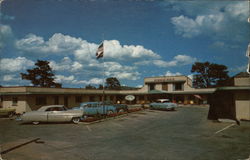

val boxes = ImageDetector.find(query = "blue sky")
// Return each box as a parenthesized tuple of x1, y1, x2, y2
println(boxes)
(0, 0, 249, 88)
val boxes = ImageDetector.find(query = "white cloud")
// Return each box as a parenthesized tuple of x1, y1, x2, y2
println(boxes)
(136, 84, 143, 88)
(171, 14, 224, 38)
(104, 62, 140, 80)
(170, 1, 249, 42)
(225, 2, 249, 22)
(71, 62, 83, 71)
(112, 72, 140, 81)
(173, 55, 197, 65)
(49, 57, 83, 72)
(211, 41, 240, 50)
(55, 74, 103, 86)
(0, 24, 13, 48)
(15, 33, 84, 55)
(12, 32, 198, 87)
(188, 74, 194, 81)
(55, 75, 75, 83)
(72, 78, 103, 85)
(0, 57, 34, 72)
(139, 54, 196, 68)
(16, 33, 160, 62)
(3, 74, 17, 81)
(103, 40, 160, 60)
(88, 78, 103, 85)
(165, 71, 182, 76)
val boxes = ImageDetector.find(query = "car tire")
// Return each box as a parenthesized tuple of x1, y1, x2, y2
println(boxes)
(32, 121, 39, 125)
(118, 109, 125, 113)
(107, 110, 114, 116)
(8, 112, 15, 118)
(72, 117, 80, 124)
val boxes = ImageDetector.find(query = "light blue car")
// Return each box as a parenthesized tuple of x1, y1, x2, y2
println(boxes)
(72, 102, 128, 116)
(149, 99, 177, 111)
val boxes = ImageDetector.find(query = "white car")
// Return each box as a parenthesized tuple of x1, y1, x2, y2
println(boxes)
(20, 105, 83, 124)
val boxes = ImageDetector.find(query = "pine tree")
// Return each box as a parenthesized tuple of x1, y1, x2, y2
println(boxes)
(20, 60, 62, 88)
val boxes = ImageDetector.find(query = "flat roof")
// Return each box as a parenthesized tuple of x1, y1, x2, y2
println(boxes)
(0, 86, 216, 96)
(216, 86, 250, 91)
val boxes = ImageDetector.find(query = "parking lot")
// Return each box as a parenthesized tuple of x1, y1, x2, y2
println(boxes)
(0, 105, 250, 160)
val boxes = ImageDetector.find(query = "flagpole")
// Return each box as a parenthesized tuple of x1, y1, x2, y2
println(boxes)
(95, 36, 105, 117)
(102, 40, 105, 117)
(101, 33, 105, 118)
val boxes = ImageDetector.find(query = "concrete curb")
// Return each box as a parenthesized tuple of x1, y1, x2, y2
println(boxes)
(79, 109, 145, 125)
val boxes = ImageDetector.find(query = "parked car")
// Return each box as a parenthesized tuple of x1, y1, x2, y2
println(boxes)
(0, 108, 16, 118)
(20, 105, 84, 124)
(72, 101, 128, 116)
(149, 99, 177, 111)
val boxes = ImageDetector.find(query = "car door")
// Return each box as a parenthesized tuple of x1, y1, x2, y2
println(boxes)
(96, 103, 105, 114)
(84, 104, 95, 115)
(47, 106, 68, 122)
(31, 111, 48, 122)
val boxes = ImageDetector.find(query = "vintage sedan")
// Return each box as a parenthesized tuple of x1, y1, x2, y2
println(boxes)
(72, 101, 128, 116)
(20, 105, 84, 124)
(149, 99, 177, 111)
(0, 108, 16, 118)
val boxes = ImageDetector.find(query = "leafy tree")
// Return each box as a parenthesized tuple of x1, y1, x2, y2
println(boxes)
(98, 84, 104, 89)
(105, 77, 121, 90)
(85, 84, 96, 89)
(20, 60, 62, 88)
(191, 61, 229, 88)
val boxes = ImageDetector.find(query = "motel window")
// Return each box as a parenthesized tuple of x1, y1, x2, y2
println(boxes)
(162, 83, 168, 91)
(36, 96, 47, 105)
(174, 83, 184, 91)
(139, 95, 144, 101)
(75, 96, 82, 103)
(110, 96, 114, 101)
(12, 97, 18, 106)
(149, 84, 155, 91)
(89, 96, 95, 102)
(64, 96, 68, 107)
(54, 96, 59, 105)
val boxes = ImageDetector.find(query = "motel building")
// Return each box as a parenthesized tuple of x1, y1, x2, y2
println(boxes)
(0, 75, 215, 114)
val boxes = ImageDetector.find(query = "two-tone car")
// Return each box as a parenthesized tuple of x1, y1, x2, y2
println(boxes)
(149, 99, 177, 111)
(72, 101, 128, 116)
(0, 108, 16, 118)
(20, 105, 84, 124)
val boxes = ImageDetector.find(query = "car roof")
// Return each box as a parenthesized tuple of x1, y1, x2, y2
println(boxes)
(37, 105, 65, 111)
(157, 99, 170, 101)
(80, 102, 98, 105)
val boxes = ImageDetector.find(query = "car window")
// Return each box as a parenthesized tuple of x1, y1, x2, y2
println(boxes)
(56, 107, 65, 111)
(45, 107, 65, 111)
(45, 107, 54, 111)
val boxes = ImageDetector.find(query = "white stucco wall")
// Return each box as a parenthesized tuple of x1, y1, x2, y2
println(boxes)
(2, 95, 30, 114)
(234, 77, 250, 86)
(236, 100, 250, 120)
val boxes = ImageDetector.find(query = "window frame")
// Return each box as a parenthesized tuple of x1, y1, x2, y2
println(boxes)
(36, 96, 47, 105)
(12, 97, 18, 106)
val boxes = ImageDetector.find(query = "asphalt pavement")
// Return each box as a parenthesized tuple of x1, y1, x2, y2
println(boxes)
(0, 105, 249, 160)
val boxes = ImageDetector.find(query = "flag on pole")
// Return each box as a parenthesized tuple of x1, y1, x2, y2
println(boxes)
(96, 42, 104, 59)
(246, 44, 250, 73)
